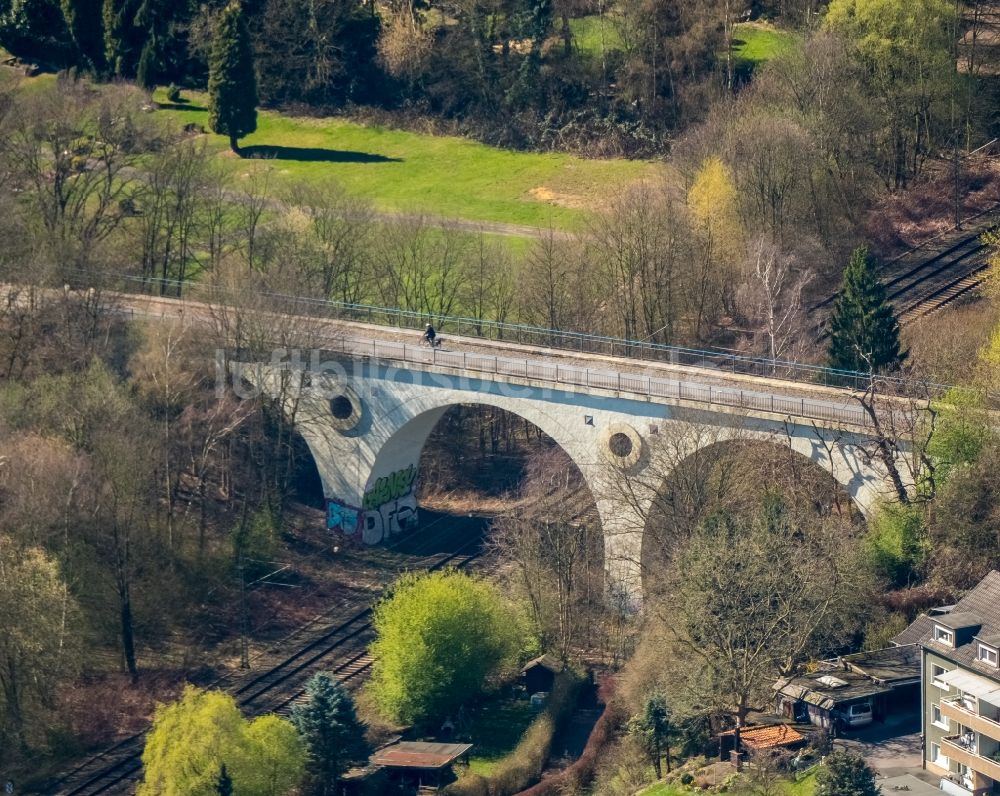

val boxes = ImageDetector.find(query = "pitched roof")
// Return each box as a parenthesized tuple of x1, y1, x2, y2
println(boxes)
(902, 570, 1000, 679)
(893, 615, 935, 647)
(718, 724, 805, 750)
(520, 654, 564, 675)
(371, 742, 473, 770)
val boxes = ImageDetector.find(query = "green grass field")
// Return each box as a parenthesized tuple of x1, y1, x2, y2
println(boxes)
(568, 17, 798, 69)
(731, 22, 799, 65)
(154, 90, 653, 231)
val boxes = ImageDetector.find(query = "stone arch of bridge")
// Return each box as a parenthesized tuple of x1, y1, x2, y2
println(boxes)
(633, 433, 872, 593)
(352, 390, 614, 569)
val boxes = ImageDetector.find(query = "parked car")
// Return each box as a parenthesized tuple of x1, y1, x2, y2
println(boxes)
(837, 702, 874, 729)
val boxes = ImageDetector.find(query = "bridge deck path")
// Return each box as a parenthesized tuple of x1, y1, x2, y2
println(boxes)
(127, 293, 875, 430)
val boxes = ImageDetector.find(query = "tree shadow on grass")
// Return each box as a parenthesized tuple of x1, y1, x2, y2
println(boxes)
(240, 144, 402, 163)
(155, 101, 208, 112)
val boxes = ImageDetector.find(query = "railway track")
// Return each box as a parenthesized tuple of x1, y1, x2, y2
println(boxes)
(812, 216, 996, 333)
(49, 521, 486, 796)
(897, 265, 990, 323)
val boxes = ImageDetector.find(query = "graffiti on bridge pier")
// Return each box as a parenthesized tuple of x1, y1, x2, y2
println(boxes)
(327, 464, 419, 545)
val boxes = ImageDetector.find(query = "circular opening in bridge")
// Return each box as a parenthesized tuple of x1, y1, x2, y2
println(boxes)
(609, 432, 633, 458)
(330, 395, 354, 420)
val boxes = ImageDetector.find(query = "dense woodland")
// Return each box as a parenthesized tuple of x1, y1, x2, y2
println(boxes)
(0, 0, 997, 161)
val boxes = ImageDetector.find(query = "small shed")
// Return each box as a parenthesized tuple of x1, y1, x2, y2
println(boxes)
(520, 654, 564, 695)
(718, 724, 806, 760)
(774, 645, 921, 729)
(370, 741, 473, 791)
(774, 668, 889, 728)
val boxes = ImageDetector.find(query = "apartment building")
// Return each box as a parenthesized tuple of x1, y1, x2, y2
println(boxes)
(901, 571, 1000, 796)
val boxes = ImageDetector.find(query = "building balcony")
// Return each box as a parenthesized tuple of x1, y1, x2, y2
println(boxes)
(942, 697, 1000, 744)
(942, 735, 1000, 783)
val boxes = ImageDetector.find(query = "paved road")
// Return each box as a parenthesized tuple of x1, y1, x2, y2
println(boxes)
(835, 714, 933, 782)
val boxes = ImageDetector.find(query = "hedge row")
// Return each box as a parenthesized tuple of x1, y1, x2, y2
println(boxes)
(445, 670, 582, 796)
(515, 699, 627, 796)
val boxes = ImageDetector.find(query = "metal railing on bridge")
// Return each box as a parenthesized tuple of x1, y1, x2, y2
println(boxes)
(61, 268, 958, 401)
(335, 336, 872, 428)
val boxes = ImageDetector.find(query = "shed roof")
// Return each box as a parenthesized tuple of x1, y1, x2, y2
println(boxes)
(371, 742, 473, 770)
(935, 611, 983, 631)
(520, 654, 565, 675)
(939, 668, 1000, 703)
(774, 667, 889, 710)
(841, 644, 921, 685)
(718, 724, 805, 750)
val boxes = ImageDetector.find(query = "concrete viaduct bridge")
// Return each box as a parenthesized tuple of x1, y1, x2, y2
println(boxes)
(76, 282, 926, 596)
(217, 306, 919, 598)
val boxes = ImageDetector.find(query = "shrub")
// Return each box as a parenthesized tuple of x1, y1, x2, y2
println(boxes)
(681, 772, 695, 785)
(862, 612, 908, 651)
(369, 571, 532, 726)
(461, 669, 581, 796)
(816, 749, 879, 796)
(864, 502, 927, 587)
(517, 693, 627, 796)
(166, 83, 181, 102)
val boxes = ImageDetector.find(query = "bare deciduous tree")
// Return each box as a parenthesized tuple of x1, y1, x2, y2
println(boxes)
(490, 448, 603, 660)
(656, 502, 870, 741)
(739, 237, 813, 365)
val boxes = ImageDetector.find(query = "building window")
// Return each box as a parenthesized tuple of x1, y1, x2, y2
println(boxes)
(979, 644, 999, 667)
(931, 743, 949, 767)
(932, 664, 950, 689)
(933, 704, 949, 730)
(935, 625, 955, 646)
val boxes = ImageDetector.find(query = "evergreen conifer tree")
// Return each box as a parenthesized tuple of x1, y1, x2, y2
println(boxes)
(828, 246, 905, 373)
(290, 673, 368, 795)
(207, 0, 256, 154)
(135, 34, 156, 89)
(628, 690, 674, 778)
(102, 0, 134, 75)
(61, 0, 105, 70)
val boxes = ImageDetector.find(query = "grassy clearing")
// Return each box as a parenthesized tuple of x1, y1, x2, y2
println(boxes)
(463, 698, 538, 775)
(153, 89, 653, 230)
(785, 770, 818, 796)
(731, 22, 799, 65)
(568, 17, 797, 68)
(569, 15, 625, 56)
